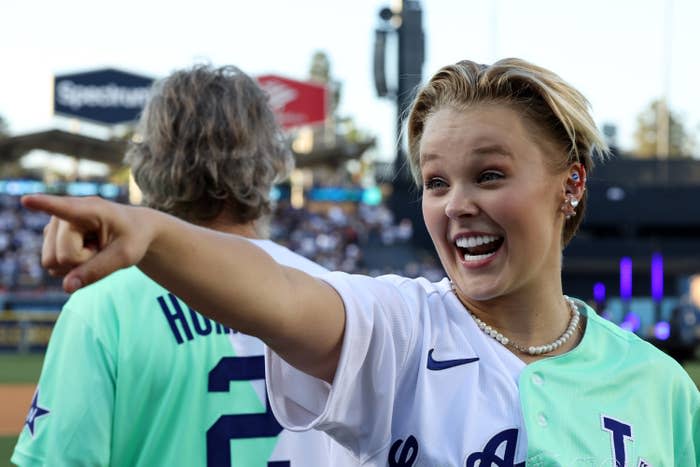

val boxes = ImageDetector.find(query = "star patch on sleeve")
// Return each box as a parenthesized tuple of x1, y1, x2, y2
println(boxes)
(24, 388, 50, 437)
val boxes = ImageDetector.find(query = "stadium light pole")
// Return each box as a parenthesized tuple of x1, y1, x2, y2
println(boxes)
(374, 0, 425, 182)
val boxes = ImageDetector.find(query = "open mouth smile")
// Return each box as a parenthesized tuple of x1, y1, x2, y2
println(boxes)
(455, 234, 504, 263)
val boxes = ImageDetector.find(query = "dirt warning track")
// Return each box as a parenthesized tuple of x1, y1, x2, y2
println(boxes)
(0, 384, 34, 435)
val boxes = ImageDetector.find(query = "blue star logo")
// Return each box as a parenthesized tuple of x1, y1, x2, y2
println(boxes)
(24, 389, 50, 437)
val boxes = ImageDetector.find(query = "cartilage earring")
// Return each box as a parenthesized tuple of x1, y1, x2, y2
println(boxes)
(570, 171, 586, 191)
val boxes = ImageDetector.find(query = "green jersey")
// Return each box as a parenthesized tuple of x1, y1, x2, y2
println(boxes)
(12, 244, 336, 467)
(520, 304, 699, 466)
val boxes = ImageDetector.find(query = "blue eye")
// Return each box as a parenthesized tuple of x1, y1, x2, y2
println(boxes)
(477, 171, 504, 183)
(424, 178, 447, 190)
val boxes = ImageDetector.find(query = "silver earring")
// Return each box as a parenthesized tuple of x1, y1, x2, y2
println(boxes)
(562, 194, 578, 219)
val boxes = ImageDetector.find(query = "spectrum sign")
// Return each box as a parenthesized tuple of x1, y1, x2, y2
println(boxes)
(54, 68, 154, 125)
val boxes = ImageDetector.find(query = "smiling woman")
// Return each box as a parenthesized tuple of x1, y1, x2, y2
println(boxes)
(419, 105, 577, 317)
(20, 58, 699, 465)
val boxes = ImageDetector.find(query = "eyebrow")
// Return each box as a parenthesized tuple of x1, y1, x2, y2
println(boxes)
(471, 144, 513, 158)
(419, 152, 441, 165)
(420, 144, 513, 166)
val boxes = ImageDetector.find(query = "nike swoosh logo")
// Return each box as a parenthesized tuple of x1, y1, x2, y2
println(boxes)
(427, 348, 479, 370)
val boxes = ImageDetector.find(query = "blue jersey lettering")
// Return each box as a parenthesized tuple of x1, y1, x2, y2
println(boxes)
(466, 428, 524, 467)
(601, 415, 633, 467)
(158, 293, 194, 344)
(388, 435, 419, 467)
(189, 307, 213, 336)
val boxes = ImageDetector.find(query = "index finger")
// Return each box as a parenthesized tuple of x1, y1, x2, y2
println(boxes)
(21, 194, 102, 227)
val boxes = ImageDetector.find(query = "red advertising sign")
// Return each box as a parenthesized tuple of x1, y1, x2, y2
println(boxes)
(257, 74, 328, 129)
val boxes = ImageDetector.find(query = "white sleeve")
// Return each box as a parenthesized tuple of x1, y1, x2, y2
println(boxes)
(265, 272, 417, 460)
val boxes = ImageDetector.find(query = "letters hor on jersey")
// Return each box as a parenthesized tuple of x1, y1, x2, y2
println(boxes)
(53, 68, 155, 125)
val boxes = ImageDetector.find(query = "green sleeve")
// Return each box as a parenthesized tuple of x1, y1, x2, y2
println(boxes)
(12, 301, 116, 467)
(678, 374, 700, 467)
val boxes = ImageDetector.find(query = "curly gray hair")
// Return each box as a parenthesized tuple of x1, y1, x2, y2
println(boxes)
(126, 64, 292, 225)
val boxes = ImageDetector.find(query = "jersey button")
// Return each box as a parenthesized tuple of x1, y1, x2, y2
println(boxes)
(537, 413, 548, 427)
(531, 373, 544, 386)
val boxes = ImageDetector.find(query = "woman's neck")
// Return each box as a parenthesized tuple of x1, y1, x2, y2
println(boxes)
(453, 278, 584, 362)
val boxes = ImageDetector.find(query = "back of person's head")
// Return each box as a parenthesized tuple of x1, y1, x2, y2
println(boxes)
(406, 58, 610, 245)
(126, 64, 292, 225)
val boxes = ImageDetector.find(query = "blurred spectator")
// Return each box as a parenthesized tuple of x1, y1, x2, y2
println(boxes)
(268, 198, 442, 278)
(0, 194, 51, 290)
(0, 189, 445, 291)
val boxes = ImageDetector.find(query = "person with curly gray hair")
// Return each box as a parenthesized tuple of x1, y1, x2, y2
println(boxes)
(127, 65, 292, 230)
(13, 64, 350, 467)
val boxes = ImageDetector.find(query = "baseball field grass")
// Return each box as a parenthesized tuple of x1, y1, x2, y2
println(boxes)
(0, 354, 45, 384)
(1, 353, 699, 465)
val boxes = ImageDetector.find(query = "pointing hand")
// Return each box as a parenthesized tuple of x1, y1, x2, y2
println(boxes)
(21, 195, 154, 293)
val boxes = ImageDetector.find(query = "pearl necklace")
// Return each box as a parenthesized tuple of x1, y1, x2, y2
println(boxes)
(451, 284, 580, 355)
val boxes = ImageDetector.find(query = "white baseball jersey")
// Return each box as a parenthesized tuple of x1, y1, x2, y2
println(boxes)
(233, 239, 358, 466)
(266, 273, 699, 466)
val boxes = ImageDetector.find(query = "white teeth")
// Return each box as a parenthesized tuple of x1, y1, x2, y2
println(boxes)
(455, 235, 500, 248)
(463, 251, 497, 262)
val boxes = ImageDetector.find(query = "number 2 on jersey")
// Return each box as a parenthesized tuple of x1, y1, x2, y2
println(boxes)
(207, 355, 290, 467)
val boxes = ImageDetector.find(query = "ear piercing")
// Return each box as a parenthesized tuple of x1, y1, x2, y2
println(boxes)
(562, 194, 579, 219)
(563, 171, 584, 219)
(570, 171, 586, 191)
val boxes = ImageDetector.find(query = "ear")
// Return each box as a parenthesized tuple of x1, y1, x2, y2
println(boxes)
(563, 162, 586, 200)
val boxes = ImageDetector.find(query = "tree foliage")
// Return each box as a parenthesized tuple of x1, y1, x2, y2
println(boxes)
(308, 50, 341, 114)
(288, 51, 376, 164)
(633, 99, 695, 158)
(0, 114, 8, 138)
(309, 51, 331, 83)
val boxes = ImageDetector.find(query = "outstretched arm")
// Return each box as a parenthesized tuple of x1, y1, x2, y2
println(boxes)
(22, 194, 345, 382)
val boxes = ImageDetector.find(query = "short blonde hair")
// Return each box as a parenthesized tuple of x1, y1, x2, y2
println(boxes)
(406, 58, 609, 245)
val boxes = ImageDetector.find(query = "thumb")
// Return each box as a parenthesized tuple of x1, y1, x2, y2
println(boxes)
(61, 237, 139, 293)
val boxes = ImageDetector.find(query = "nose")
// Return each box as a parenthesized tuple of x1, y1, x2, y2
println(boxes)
(444, 186, 479, 220)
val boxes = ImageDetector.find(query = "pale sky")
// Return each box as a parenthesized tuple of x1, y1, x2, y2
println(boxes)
(1, 0, 699, 166)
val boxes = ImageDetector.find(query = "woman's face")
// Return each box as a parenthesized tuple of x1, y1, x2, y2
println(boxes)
(420, 104, 569, 302)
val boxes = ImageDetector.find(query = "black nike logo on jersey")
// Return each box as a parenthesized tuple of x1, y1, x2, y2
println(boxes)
(427, 348, 479, 370)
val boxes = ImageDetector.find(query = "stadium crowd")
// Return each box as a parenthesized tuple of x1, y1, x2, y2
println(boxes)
(0, 193, 49, 290)
(0, 191, 445, 291)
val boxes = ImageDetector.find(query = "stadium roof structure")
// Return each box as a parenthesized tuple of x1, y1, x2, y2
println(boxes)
(0, 129, 375, 169)
(0, 129, 126, 165)
(294, 139, 375, 168)
(0, 129, 127, 166)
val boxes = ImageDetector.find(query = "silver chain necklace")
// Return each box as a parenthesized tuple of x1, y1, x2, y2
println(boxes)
(451, 283, 581, 356)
